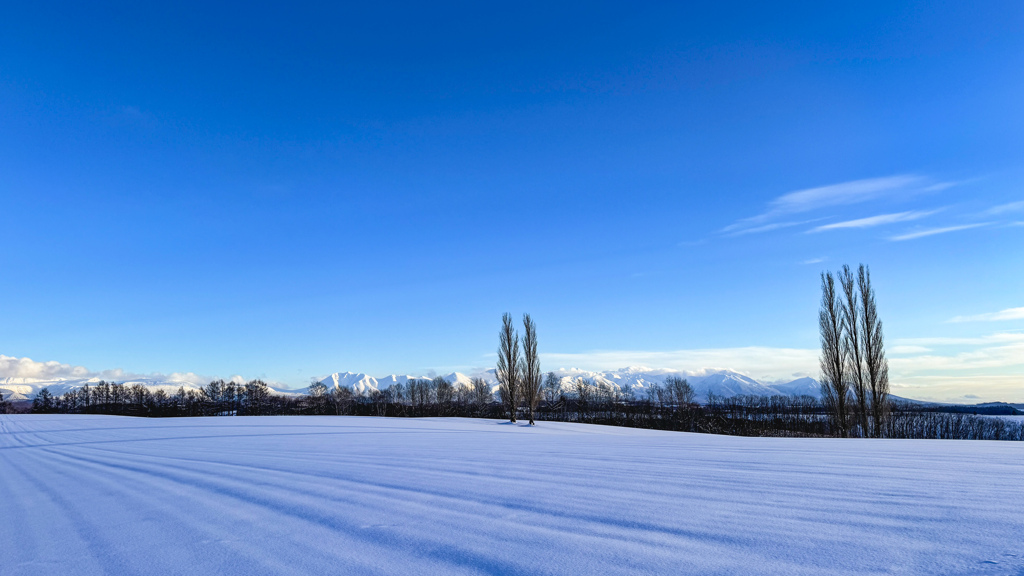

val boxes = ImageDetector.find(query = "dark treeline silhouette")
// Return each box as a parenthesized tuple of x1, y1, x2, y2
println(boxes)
(29, 375, 1024, 441)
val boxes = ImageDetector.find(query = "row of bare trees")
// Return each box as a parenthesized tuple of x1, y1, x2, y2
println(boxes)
(31, 379, 277, 416)
(496, 313, 543, 425)
(819, 264, 891, 437)
(26, 375, 1023, 440)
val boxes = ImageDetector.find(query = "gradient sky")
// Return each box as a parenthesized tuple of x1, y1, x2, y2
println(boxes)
(2, 1, 1022, 401)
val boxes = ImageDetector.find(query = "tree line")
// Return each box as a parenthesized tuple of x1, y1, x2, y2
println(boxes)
(27, 374, 1023, 440)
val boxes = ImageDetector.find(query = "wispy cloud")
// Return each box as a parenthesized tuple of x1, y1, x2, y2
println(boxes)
(808, 210, 938, 233)
(949, 307, 1024, 323)
(725, 220, 812, 237)
(888, 335, 1024, 372)
(724, 174, 948, 235)
(984, 200, 1024, 215)
(892, 332, 1024, 347)
(888, 223, 989, 241)
(890, 375, 1024, 404)
(801, 257, 826, 265)
(884, 331, 1024, 401)
(889, 345, 932, 354)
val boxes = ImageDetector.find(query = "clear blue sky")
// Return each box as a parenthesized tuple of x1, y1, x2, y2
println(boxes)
(2, 1, 1022, 400)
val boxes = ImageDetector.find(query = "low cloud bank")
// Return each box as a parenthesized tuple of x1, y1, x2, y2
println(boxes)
(0, 354, 216, 387)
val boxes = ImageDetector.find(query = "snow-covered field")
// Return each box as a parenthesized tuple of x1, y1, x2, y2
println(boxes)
(1, 415, 1021, 576)
(990, 415, 1024, 422)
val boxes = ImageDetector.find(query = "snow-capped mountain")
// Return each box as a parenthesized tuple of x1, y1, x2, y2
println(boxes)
(307, 367, 820, 402)
(2, 368, 823, 403)
(528, 367, 816, 401)
(299, 372, 482, 396)
(0, 376, 206, 401)
(766, 376, 821, 397)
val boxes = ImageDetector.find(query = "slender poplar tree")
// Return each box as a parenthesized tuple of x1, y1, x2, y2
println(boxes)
(497, 313, 521, 423)
(840, 265, 870, 436)
(858, 265, 890, 437)
(520, 313, 542, 425)
(819, 271, 851, 437)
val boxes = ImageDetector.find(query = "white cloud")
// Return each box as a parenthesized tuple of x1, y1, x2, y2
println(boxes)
(808, 210, 938, 233)
(949, 307, 1024, 323)
(802, 257, 826, 265)
(892, 332, 1024, 347)
(888, 223, 989, 241)
(888, 345, 932, 354)
(723, 175, 936, 234)
(887, 332, 1024, 373)
(888, 341, 1024, 373)
(0, 355, 93, 380)
(0, 354, 213, 386)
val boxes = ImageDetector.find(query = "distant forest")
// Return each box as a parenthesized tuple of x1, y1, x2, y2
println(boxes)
(17, 376, 1023, 441)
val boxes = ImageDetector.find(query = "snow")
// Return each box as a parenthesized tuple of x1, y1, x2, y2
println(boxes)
(1, 415, 1021, 575)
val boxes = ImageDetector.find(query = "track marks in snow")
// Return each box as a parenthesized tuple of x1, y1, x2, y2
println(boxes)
(1, 415, 1022, 576)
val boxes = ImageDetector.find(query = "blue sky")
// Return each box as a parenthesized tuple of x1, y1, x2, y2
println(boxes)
(2, 1, 1022, 401)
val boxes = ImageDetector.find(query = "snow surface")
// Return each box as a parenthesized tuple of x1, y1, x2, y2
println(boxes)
(1, 415, 1021, 575)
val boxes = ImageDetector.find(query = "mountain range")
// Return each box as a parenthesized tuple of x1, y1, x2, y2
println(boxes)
(301, 367, 824, 402)
(1, 368, 819, 403)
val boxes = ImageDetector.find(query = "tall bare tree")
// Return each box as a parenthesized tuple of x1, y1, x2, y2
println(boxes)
(573, 377, 592, 422)
(307, 380, 329, 415)
(497, 312, 521, 423)
(542, 372, 560, 407)
(520, 313, 542, 425)
(819, 271, 851, 437)
(858, 265, 890, 437)
(471, 377, 492, 410)
(840, 265, 870, 436)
